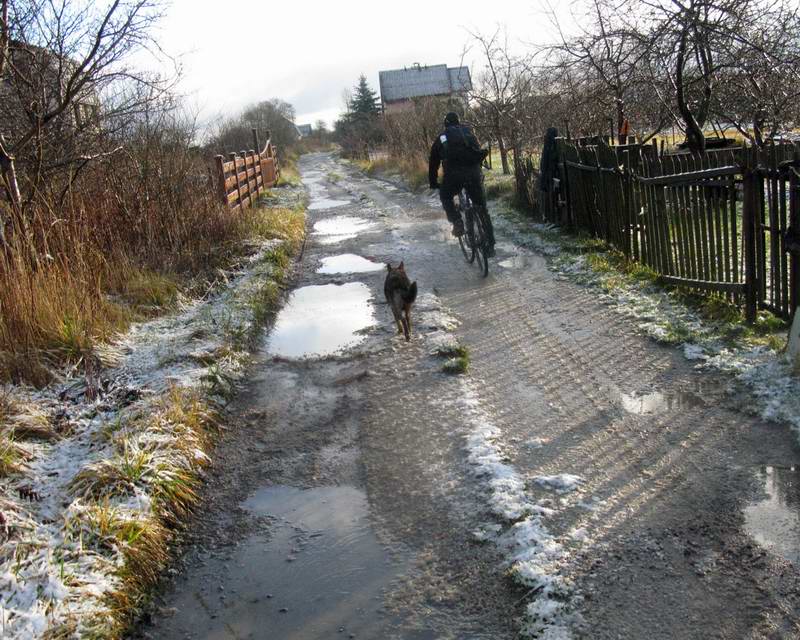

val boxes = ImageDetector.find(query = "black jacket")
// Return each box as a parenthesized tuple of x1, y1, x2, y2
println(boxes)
(428, 124, 484, 188)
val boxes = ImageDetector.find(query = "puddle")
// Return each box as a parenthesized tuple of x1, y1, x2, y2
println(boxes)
(620, 390, 705, 415)
(744, 466, 800, 565)
(499, 256, 525, 269)
(312, 217, 375, 245)
(157, 485, 420, 639)
(313, 216, 374, 236)
(266, 283, 376, 358)
(317, 254, 384, 275)
(308, 197, 350, 211)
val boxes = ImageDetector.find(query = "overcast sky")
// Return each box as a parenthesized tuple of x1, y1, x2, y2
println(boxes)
(154, 0, 566, 130)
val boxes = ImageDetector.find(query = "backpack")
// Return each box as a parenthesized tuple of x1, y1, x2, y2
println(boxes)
(440, 125, 486, 166)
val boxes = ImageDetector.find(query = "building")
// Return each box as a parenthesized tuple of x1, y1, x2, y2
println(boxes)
(297, 124, 313, 138)
(378, 63, 472, 114)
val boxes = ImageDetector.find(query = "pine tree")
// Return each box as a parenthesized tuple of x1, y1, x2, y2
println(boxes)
(348, 74, 380, 116)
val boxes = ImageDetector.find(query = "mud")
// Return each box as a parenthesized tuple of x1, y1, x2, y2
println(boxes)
(136, 152, 800, 640)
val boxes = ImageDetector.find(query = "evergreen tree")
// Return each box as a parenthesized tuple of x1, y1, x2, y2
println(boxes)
(348, 75, 380, 116)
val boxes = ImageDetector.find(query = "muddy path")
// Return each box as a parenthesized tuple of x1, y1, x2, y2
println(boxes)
(134, 153, 800, 639)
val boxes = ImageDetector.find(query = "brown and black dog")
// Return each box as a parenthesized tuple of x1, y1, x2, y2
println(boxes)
(384, 262, 417, 341)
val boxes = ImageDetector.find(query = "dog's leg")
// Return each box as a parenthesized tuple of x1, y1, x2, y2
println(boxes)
(395, 317, 403, 334)
(404, 305, 412, 334)
(401, 317, 410, 341)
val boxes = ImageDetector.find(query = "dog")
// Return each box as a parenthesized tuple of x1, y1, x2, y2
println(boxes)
(384, 261, 417, 341)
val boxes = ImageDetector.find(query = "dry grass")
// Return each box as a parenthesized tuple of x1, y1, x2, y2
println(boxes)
(362, 155, 429, 191)
(0, 125, 257, 386)
(0, 431, 31, 477)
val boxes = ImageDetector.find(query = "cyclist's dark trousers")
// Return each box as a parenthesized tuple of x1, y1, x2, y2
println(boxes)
(440, 165, 495, 245)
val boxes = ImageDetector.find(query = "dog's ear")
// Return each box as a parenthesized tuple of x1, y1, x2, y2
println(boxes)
(398, 261, 405, 271)
(386, 263, 392, 271)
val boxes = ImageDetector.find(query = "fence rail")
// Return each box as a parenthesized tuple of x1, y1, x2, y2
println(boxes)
(213, 132, 279, 212)
(534, 138, 800, 323)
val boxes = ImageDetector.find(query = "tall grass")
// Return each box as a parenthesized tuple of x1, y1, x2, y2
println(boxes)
(0, 120, 280, 385)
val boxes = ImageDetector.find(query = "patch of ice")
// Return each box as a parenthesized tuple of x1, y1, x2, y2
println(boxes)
(427, 331, 460, 354)
(534, 474, 584, 493)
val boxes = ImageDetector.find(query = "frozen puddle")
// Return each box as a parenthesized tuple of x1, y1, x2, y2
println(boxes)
(744, 466, 800, 564)
(266, 283, 376, 358)
(317, 254, 384, 275)
(308, 197, 350, 211)
(158, 486, 415, 640)
(620, 390, 705, 415)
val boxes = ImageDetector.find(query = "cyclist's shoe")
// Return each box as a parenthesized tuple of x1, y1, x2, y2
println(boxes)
(484, 243, 496, 258)
(451, 219, 465, 237)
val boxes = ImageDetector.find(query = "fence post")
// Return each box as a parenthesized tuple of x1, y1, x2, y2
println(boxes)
(743, 156, 758, 323)
(252, 128, 260, 154)
(241, 150, 251, 209)
(230, 152, 242, 211)
(214, 155, 227, 206)
(555, 137, 571, 227)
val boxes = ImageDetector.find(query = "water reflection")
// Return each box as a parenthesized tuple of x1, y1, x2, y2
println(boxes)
(317, 254, 384, 275)
(620, 390, 705, 415)
(266, 283, 376, 359)
(744, 466, 800, 565)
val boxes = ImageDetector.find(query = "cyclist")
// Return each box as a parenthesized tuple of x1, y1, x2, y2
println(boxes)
(428, 112, 495, 257)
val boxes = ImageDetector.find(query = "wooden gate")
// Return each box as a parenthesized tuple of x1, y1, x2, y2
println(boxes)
(541, 137, 800, 323)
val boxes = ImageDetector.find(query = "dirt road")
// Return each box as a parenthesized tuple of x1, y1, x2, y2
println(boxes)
(135, 153, 800, 639)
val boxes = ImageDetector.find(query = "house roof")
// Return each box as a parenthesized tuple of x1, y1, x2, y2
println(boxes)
(378, 64, 472, 103)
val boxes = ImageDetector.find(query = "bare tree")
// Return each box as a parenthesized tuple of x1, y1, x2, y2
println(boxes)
(710, 0, 800, 145)
(543, 0, 669, 143)
(0, 0, 170, 229)
(465, 27, 531, 174)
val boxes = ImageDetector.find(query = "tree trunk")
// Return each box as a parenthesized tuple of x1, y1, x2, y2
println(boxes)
(0, 143, 21, 247)
(675, 30, 706, 155)
(497, 134, 510, 175)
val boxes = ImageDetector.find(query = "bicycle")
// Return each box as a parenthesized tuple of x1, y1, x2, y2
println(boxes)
(456, 188, 490, 277)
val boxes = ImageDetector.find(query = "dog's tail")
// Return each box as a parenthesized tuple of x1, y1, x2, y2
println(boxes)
(403, 281, 418, 305)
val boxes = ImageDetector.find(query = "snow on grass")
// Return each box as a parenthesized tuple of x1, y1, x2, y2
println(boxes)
(0, 203, 304, 637)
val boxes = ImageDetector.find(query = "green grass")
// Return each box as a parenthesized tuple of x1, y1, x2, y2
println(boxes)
(442, 355, 470, 374)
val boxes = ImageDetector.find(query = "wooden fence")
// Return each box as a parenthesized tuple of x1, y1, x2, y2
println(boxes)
(213, 132, 279, 212)
(534, 138, 800, 323)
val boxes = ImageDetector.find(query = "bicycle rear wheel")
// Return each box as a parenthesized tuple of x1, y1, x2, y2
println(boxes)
(472, 208, 490, 277)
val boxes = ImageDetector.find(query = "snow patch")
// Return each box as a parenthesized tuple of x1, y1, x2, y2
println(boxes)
(459, 380, 575, 637)
(534, 474, 584, 493)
